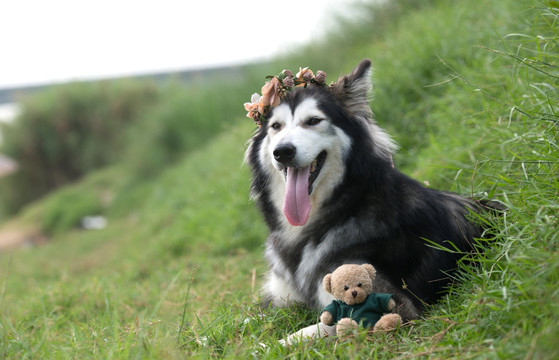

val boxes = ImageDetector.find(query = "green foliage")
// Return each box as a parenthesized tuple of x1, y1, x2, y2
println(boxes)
(1, 0, 558, 359)
(41, 188, 102, 234)
(0, 81, 158, 213)
(0, 69, 262, 217)
(121, 81, 251, 175)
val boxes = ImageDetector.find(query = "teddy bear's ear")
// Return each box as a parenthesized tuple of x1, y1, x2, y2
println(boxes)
(323, 274, 333, 293)
(361, 264, 376, 281)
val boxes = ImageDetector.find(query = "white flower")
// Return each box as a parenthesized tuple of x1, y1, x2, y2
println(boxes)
(250, 93, 261, 104)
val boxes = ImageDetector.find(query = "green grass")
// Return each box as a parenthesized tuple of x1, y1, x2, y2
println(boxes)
(1, 0, 559, 358)
(0, 123, 266, 358)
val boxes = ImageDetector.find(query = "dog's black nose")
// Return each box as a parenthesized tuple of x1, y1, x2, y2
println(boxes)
(274, 144, 296, 164)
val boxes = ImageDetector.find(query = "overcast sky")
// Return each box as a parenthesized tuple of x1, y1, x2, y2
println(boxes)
(0, 0, 355, 89)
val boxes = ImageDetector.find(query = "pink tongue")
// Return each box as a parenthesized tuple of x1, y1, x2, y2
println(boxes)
(283, 166, 311, 226)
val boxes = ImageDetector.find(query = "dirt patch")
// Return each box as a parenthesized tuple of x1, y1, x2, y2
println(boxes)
(0, 226, 48, 251)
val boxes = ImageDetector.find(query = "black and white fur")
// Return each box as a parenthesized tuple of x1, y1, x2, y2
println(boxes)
(245, 59, 495, 321)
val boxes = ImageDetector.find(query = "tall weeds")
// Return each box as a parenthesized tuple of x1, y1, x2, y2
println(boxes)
(0, 81, 158, 214)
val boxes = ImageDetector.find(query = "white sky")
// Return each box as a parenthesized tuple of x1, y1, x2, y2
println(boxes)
(0, 0, 355, 89)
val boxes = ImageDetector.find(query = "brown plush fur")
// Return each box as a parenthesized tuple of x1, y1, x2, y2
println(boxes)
(320, 264, 402, 333)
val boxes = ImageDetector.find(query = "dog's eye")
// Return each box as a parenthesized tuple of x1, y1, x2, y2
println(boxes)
(270, 122, 282, 130)
(344, 285, 349, 291)
(306, 117, 323, 126)
(357, 283, 362, 287)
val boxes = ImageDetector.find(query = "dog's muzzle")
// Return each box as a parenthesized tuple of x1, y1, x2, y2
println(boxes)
(273, 144, 327, 227)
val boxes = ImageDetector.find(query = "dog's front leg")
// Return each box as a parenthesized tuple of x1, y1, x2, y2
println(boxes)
(262, 271, 306, 307)
(279, 322, 336, 346)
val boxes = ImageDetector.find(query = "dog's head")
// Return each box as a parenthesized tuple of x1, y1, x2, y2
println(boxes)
(246, 60, 396, 227)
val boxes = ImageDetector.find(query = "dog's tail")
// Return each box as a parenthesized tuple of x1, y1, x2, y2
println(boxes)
(470, 198, 507, 245)
(474, 199, 507, 215)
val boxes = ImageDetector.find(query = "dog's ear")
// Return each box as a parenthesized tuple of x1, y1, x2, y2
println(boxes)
(331, 59, 373, 116)
(323, 273, 333, 293)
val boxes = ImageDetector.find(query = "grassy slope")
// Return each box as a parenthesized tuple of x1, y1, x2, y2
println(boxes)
(0, 122, 268, 358)
(1, 0, 558, 359)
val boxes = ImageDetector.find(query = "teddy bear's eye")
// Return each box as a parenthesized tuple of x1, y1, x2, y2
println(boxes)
(344, 285, 349, 291)
(357, 283, 362, 287)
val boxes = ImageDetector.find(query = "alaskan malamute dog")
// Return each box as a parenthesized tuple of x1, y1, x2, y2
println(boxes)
(245, 59, 497, 321)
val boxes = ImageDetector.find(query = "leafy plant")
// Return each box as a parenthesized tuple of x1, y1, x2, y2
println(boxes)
(0, 81, 158, 213)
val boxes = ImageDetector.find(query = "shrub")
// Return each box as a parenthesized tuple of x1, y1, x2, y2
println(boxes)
(121, 80, 254, 175)
(0, 80, 158, 213)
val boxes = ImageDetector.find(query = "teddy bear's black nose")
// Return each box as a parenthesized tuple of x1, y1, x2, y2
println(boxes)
(351, 290, 358, 298)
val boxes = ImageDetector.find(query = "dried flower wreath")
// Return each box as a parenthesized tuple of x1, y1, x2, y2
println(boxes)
(243, 67, 328, 127)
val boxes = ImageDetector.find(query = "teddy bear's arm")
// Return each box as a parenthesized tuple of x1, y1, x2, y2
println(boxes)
(387, 297, 396, 311)
(320, 311, 334, 325)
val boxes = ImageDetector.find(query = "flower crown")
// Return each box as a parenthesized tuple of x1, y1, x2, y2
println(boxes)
(244, 67, 328, 127)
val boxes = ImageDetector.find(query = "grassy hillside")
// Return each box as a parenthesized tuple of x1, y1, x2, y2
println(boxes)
(1, 0, 558, 358)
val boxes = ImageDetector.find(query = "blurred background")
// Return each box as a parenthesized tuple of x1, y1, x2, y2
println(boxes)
(0, 0, 353, 230)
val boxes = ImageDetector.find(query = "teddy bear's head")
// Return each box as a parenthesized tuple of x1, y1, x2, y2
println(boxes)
(323, 264, 376, 306)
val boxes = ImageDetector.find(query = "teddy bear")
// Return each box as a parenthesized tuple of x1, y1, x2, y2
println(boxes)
(320, 263, 402, 334)
(278, 263, 402, 346)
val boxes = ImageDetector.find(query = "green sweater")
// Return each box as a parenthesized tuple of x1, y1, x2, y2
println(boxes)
(322, 293, 393, 328)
